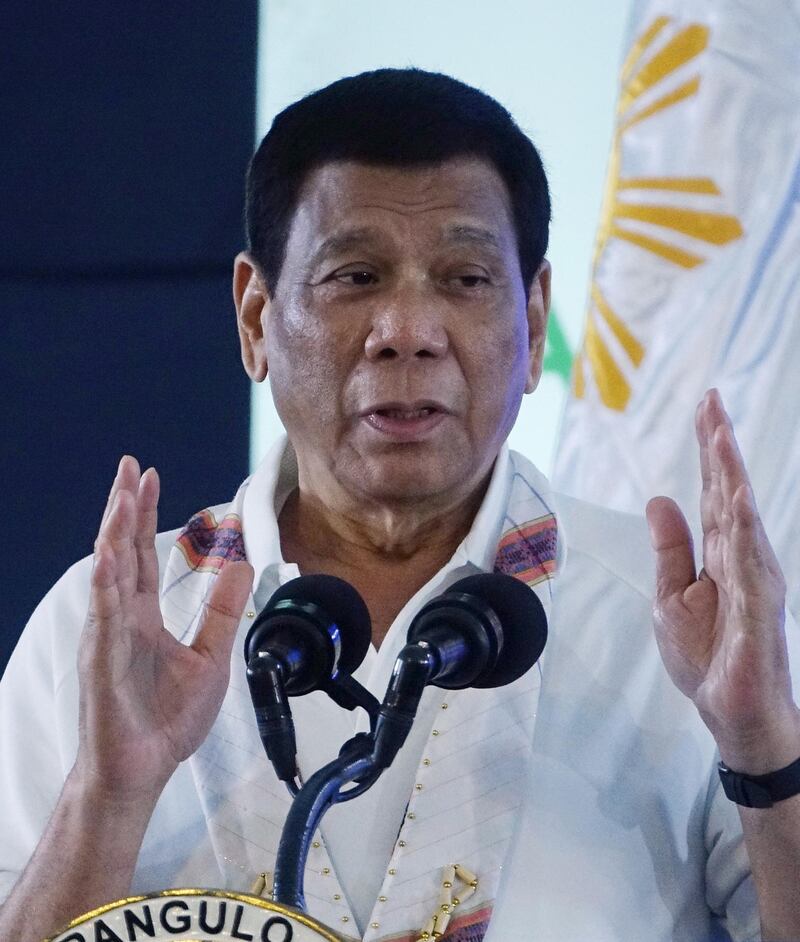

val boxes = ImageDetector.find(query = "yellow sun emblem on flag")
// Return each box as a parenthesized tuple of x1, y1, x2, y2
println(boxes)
(573, 16, 744, 411)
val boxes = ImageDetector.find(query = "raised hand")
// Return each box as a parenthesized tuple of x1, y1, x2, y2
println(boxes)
(75, 456, 253, 801)
(646, 389, 800, 774)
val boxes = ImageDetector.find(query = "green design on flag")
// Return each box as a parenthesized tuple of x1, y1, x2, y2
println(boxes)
(543, 306, 573, 382)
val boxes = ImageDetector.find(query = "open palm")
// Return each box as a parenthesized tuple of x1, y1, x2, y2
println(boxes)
(76, 457, 253, 799)
(646, 390, 799, 774)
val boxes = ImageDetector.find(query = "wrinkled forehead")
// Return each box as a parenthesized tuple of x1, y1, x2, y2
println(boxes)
(287, 157, 518, 254)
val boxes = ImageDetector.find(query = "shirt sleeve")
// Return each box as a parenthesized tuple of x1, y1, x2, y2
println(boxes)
(0, 556, 91, 903)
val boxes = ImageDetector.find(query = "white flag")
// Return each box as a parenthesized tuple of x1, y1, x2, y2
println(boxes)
(552, 0, 800, 615)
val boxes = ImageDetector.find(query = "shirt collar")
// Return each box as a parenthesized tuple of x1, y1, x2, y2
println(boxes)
(241, 436, 514, 590)
(241, 436, 298, 588)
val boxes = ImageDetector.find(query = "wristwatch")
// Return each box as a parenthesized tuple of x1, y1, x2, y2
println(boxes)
(718, 755, 800, 808)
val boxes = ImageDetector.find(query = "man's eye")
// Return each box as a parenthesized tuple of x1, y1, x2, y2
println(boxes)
(336, 270, 376, 285)
(453, 274, 489, 288)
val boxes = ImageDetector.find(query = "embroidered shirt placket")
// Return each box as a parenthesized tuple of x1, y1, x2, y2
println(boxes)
(161, 443, 559, 942)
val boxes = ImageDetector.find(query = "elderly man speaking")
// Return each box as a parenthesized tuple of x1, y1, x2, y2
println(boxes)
(1, 69, 799, 942)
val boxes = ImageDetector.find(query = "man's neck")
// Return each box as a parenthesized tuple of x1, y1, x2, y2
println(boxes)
(277, 480, 488, 647)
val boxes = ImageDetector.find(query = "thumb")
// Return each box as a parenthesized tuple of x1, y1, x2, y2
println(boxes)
(192, 560, 254, 669)
(646, 496, 696, 604)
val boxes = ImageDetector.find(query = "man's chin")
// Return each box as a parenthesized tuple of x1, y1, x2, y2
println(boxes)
(342, 453, 475, 509)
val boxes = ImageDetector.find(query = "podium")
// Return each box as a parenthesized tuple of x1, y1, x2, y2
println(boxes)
(46, 889, 345, 941)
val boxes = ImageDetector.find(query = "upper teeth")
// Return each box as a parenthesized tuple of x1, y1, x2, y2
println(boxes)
(382, 408, 433, 419)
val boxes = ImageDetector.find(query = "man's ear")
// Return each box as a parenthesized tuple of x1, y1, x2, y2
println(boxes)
(525, 259, 552, 394)
(233, 251, 270, 382)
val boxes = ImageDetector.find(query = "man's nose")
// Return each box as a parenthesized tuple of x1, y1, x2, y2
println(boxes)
(363, 283, 449, 361)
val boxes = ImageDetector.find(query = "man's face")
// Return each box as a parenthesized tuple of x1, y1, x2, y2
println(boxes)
(237, 157, 550, 512)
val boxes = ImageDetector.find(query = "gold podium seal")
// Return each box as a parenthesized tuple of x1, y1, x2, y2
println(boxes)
(45, 889, 346, 942)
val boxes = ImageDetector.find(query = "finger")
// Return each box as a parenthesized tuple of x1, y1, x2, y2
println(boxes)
(712, 414, 749, 514)
(134, 467, 160, 594)
(100, 455, 141, 531)
(696, 394, 717, 534)
(730, 481, 786, 595)
(83, 536, 141, 690)
(701, 392, 726, 531)
(647, 496, 697, 603)
(192, 561, 254, 671)
(99, 487, 139, 604)
(696, 396, 712, 492)
(88, 535, 123, 624)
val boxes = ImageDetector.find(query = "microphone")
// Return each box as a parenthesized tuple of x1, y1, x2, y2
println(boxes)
(407, 572, 547, 687)
(372, 572, 547, 769)
(244, 575, 373, 785)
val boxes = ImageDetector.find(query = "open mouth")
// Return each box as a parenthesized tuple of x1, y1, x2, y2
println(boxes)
(374, 406, 438, 420)
(363, 404, 447, 440)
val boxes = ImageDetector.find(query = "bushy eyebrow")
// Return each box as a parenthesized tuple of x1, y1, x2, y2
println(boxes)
(308, 227, 385, 269)
(442, 224, 503, 251)
(307, 222, 504, 270)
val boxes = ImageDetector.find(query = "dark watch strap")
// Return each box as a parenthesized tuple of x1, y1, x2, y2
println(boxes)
(718, 755, 800, 808)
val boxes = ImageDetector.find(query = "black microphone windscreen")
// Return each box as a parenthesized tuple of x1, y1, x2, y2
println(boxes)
(266, 574, 372, 674)
(444, 572, 548, 687)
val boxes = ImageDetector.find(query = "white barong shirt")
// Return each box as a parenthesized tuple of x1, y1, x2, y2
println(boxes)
(0, 442, 768, 941)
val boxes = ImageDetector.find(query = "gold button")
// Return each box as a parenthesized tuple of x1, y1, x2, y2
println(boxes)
(398, 840, 407, 847)
(407, 812, 416, 820)
(441, 703, 448, 710)
(333, 894, 341, 901)
(422, 758, 431, 766)
(341, 916, 349, 923)
(371, 922, 380, 929)
(312, 840, 320, 848)
(322, 867, 330, 875)
(246, 611, 255, 618)
(388, 868, 397, 875)
(415, 783, 423, 790)
(379, 895, 388, 902)
(432, 729, 440, 736)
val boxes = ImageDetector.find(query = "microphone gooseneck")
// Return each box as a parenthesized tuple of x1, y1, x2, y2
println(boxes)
(244, 574, 374, 785)
(265, 571, 548, 913)
(371, 572, 548, 769)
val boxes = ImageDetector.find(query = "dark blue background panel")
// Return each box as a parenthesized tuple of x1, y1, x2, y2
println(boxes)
(1, 2, 258, 672)
(1, 275, 251, 670)
(1, 3, 257, 273)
